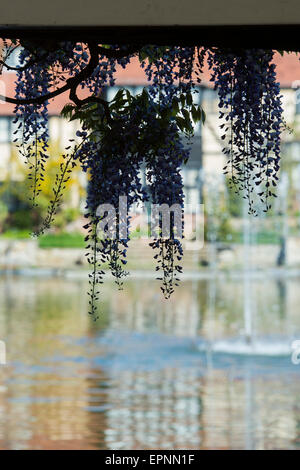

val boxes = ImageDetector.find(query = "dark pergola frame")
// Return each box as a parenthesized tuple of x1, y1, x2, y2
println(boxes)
(0, 25, 299, 51)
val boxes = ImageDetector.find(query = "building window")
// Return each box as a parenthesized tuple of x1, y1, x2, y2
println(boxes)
(106, 86, 119, 102)
(296, 89, 300, 115)
(190, 87, 203, 136)
(203, 87, 218, 114)
(9, 116, 48, 143)
(10, 117, 22, 142)
(0, 117, 10, 143)
(3, 47, 22, 71)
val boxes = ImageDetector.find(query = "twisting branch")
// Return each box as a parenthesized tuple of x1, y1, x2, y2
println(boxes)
(0, 44, 53, 72)
(0, 42, 139, 110)
(0, 60, 31, 71)
(0, 83, 70, 105)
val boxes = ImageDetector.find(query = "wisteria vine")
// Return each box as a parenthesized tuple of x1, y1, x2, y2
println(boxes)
(0, 40, 286, 317)
(208, 48, 283, 214)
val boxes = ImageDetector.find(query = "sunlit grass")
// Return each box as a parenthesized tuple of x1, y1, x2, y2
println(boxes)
(0, 229, 31, 239)
(38, 232, 85, 249)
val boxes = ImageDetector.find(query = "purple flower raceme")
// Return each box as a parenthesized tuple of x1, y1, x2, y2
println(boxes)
(147, 126, 186, 298)
(207, 48, 283, 214)
(82, 119, 147, 317)
(14, 47, 51, 205)
(142, 47, 197, 296)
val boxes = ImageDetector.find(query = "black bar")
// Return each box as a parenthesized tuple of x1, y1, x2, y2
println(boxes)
(0, 25, 299, 51)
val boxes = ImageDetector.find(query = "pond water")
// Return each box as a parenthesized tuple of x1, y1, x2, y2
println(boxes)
(0, 273, 300, 450)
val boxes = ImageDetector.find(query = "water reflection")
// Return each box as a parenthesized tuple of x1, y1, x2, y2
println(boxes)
(0, 274, 300, 449)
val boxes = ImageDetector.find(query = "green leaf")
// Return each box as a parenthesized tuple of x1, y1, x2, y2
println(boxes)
(180, 95, 186, 107)
(60, 103, 76, 119)
(191, 105, 199, 123)
(182, 108, 191, 123)
(186, 92, 193, 107)
(139, 50, 148, 62)
(176, 116, 187, 132)
(171, 98, 180, 115)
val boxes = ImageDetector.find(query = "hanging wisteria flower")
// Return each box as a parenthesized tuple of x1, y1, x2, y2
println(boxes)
(147, 127, 186, 298)
(141, 46, 198, 295)
(208, 48, 283, 214)
(14, 47, 51, 206)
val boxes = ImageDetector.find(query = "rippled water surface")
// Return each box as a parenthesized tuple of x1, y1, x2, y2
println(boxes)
(0, 274, 300, 450)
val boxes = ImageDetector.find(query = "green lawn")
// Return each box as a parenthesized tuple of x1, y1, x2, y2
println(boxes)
(226, 231, 281, 245)
(38, 232, 85, 249)
(0, 229, 31, 239)
(0, 228, 283, 247)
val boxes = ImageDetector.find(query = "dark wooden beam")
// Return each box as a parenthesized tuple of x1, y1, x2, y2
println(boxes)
(0, 25, 299, 51)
